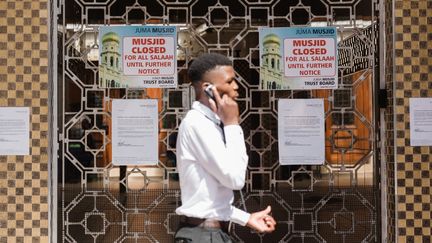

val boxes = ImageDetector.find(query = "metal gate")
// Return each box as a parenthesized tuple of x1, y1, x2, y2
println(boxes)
(54, 0, 379, 242)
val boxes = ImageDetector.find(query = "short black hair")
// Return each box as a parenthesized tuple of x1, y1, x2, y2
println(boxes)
(188, 53, 232, 84)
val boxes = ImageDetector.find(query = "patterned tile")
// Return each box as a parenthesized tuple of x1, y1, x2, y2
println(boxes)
(393, 0, 432, 242)
(0, 0, 49, 242)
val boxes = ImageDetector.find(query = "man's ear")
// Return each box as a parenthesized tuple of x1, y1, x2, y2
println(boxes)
(202, 82, 212, 88)
(192, 81, 205, 99)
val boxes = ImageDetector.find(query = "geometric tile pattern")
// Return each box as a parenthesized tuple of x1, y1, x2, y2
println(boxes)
(0, 0, 49, 242)
(393, 1, 432, 242)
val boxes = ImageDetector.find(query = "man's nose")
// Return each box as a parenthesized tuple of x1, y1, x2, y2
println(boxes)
(232, 80, 239, 90)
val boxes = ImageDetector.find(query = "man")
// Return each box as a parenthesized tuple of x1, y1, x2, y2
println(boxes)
(175, 53, 276, 242)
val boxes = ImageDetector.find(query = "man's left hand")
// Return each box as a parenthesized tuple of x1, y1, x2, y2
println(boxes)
(246, 206, 276, 233)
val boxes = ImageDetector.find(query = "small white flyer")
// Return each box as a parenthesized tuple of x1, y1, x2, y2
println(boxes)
(410, 98, 432, 146)
(112, 99, 158, 165)
(278, 99, 324, 165)
(0, 107, 30, 155)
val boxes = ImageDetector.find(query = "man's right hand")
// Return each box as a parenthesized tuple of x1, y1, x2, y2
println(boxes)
(209, 86, 239, 125)
(246, 206, 276, 233)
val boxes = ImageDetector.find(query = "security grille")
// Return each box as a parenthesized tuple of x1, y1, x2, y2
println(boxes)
(54, 0, 379, 242)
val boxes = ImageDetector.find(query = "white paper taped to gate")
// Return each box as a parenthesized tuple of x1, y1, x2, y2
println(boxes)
(112, 99, 158, 165)
(278, 99, 324, 165)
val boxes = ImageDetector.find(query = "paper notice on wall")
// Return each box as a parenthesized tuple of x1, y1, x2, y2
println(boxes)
(409, 98, 432, 146)
(112, 99, 158, 165)
(0, 107, 29, 155)
(278, 99, 324, 165)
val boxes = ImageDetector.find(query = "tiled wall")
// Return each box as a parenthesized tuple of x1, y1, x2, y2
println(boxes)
(0, 1, 49, 242)
(393, 0, 432, 242)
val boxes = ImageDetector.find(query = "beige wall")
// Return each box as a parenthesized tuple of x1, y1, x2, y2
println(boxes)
(0, 0, 49, 242)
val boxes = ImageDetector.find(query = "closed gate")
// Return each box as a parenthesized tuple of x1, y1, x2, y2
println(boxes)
(53, 0, 379, 242)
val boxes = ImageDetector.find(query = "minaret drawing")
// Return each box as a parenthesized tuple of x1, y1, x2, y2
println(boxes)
(260, 34, 283, 89)
(99, 32, 122, 88)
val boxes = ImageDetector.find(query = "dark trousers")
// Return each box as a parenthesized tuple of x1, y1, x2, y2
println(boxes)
(174, 223, 232, 243)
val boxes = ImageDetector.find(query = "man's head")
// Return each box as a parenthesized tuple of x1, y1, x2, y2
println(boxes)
(188, 53, 239, 100)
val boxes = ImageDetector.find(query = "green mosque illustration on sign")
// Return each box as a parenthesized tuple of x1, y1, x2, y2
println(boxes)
(260, 34, 284, 90)
(99, 32, 123, 88)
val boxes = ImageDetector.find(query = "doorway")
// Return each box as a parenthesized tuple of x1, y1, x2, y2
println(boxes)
(53, 0, 380, 242)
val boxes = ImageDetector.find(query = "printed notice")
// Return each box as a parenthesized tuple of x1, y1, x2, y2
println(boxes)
(259, 27, 338, 90)
(99, 26, 177, 88)
(409, 98, 432, 146)
(112, 99, 158, 165)
(0, 107, 29, 155)
(278, 99, 324, 165)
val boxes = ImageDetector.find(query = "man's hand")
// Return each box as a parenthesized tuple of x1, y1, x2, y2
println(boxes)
(209, 86, 239, 125)
(246, 206, 276, 233)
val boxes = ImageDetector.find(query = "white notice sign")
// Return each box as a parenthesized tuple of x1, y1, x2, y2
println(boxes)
(0, 107, 29, 155)
(409, 98, 432, 146)
(112, 99, 158, 165)
(278, 99, 324, 165)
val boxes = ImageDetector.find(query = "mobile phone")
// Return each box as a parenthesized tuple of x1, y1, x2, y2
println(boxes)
(204, 84, 215, 101)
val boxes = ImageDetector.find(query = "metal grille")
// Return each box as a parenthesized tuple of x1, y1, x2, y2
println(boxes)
(55, 0, 379, 242)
